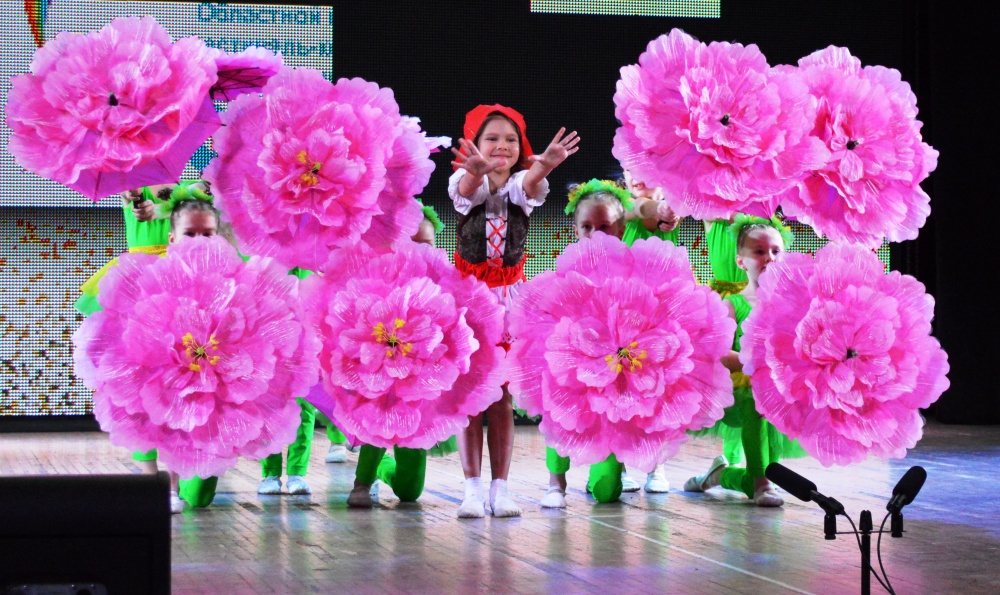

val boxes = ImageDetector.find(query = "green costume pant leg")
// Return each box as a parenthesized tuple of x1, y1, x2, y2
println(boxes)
(546, 446, 571, 475)
(262, 398, 317, 477)
(381, 447, 426, 502)
(132, 449, 157, 462)
(178, 476, 219, 508)
(587, 454, 624, 503)
(286, 398, 317, 476)
(314, 411, 347, 444)
(723, 438, 744, 467)
(355, 445, 388, 485)
(355, 445, 427, 502)
(719, 397, 770, 499)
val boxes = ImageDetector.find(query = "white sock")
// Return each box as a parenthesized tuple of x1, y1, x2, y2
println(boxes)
(490, 478, 521, 518)
(465, 476, 482, 500)
(457, 477, 486, 518)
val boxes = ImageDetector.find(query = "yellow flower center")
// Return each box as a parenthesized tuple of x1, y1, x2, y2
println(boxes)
(604, 341, 646, 374)
(297, 150, 323, 187)
(182, 332, 221, 372)
(372, 318, 413, 358)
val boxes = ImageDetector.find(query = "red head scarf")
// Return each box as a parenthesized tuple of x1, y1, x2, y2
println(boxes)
(461, 104, 534, 171)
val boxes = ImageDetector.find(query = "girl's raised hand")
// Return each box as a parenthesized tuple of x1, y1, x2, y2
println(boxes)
(451, 138, 503, 177)
(528, 128, 580, 169)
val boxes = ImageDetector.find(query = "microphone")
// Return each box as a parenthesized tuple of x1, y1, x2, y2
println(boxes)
(887, 466, 927, 513)
(765, 463, 845, 515)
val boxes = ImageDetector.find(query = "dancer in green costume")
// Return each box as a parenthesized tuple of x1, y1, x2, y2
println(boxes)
(683, 215, 805, 506)
(347, 201, 458, 508)
(76, 182, 223, 512)
(539, 180, 644, 508)
(691, 215, 750, 466)
(620, 170, 681, 494)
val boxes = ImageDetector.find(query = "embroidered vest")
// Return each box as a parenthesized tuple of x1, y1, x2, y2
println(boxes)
(455, 200, 529, 267)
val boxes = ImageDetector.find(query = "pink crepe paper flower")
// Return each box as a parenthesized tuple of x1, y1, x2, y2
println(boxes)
(773, 46, 939, 249)
(613, 28, 826, 221)
(72, 236, 320, 478)
(740, 242, 949, 466)
(204, 68, 435, 270)
(508, 233, 735, 471)
(210, 46, 284, 101)
(360, 117, 439, 253)
(5, 16, 220, 201)
(300, 241, 505, 449)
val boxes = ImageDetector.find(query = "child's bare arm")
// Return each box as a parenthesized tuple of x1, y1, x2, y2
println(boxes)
(523, 128, 580, 198)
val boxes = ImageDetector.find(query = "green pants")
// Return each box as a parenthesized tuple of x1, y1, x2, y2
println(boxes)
(262, 398, 316, 477)
(132, 449, 158, 462)
(178, 476, 219, 508)
(719, 394, 782, 499)
(131, 450, 218, 508)
(314, 411, 347, 444)
(355, 445, 427, 502)
(545, 446, 624, 503)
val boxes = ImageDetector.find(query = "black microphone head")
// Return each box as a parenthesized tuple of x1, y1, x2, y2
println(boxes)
(888, 466, 927, 511)
(765, 462, 817, 503)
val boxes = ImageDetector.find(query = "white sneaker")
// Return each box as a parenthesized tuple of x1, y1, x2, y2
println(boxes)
(621, 471, 641, 493)
(257, 476, 282, 495)
(347, 483, 374, 508)
(169, 490, 184, 514)
(644, 467, 670, 493)
(325, 443, 348, 463)
(539, 486, 567, 509)
(286, 475, 311, 495)
(490, 479, 521, 517)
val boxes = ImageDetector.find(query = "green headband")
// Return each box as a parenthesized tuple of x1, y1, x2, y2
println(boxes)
(565, 179, 635, 215)
(158, 181, 214, 216)
(729, 213, 795, 248)
(416, 199, 444, 233)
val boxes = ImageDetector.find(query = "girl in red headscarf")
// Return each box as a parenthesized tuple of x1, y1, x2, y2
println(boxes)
(448, 104, 579, 518)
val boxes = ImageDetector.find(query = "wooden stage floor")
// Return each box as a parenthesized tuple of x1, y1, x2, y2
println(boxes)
(1, 419, 998, 594)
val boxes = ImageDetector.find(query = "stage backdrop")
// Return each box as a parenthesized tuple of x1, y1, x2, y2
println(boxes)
(2, 0, 917, 427)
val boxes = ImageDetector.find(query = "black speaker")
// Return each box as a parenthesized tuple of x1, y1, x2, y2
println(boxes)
(0, 472, 170, 595)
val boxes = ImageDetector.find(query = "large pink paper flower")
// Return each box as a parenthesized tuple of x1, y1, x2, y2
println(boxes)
(774, 47, 939, 248)
(5, 17, 220, 201)
(204, 68, 435, 270)
(509, 234, 735, 471)
(359, 117, 439, 253)
(300, 241, 505, 449)
(613, 28, 826, 221)
(740, 242, 949, 466)
(210, 46, 284, 101)
(72, 236, 320, 478)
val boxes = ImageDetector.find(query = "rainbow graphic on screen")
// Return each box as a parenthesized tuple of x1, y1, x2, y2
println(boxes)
(24, 0, 51, 47)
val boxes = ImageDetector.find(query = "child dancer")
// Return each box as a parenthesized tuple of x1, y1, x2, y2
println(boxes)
(622, 168, 681, 247)
(449, 104, 579, 518)
(683, 215, 800, 507)
(346, 201, 454, 508)
(540, 180, 634, 508)
(76, 183, 222, 513)
(620, 170, 681, 494)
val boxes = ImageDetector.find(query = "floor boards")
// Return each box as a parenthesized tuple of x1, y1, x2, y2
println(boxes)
(1, 419, 997, 594)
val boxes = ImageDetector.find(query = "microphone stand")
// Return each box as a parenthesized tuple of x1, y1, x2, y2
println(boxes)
(860, 510, 873, 595)
(819, 505, 895, 595)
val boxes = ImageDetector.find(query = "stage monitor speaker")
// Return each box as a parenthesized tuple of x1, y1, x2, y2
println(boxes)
(0, 472, 170, 595)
